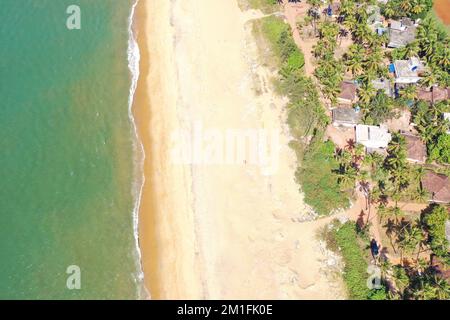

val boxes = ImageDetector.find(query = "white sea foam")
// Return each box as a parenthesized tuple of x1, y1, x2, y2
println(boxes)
(127, 0, 150, 300)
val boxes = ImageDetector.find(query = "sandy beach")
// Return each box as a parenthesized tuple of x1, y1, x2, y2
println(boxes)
(135, 0, 346, 299)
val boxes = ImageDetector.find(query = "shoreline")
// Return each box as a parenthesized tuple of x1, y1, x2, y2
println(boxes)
(132, 0, 160, 298)
(127, 0, 147, 299)
(133, 0, 203, 299)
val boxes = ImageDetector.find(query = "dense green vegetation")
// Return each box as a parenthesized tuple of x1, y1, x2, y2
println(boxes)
(313, 19, 345, 103)
(327, 221, 388, 299)
(382, 0, 433, 20)
(363, 92, 396, 125)
(424, 205, 450, 258)
(412, 100, 450, 164)
(237, 0, 279, 14)
(296, 139, 349, 216)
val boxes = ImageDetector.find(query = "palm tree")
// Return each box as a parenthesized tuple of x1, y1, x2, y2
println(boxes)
(432, 277, 450, 300)
(339, 0, 355, 18)
(430, 44, 450, 70)
(335, 148, 353, 169)
(391, 264, 410, 297)
(318, 21, 340, 40)
(358, 82, 376, 105)
(417, 19, 439, 59)
(338, 28, 349, 45)
(399, 85, 417, 101)
(364, 47, 384, 74)
(404, 41, 420, 59)
(398, 222, 424, 261)
(413, 274, 450, 300)
(410, 2, 424, 16)
(386, 134, 408, 172)
(383, 217, 399, 253)
(337, 166, 358, 191)
(345, 44, 364, 76)
(358, 69, 378, 84)
(354, 23, 371, 44)
(312, 41, 326, 58)
(383, 206, 404, 225)
(419, 71, 438, 88)
(343, 14, 357, 32)
(383, 2, 396, 18)
(359, 180, 371, 212)
(344, 138, 356, 151)
(399, 0, 412, 13)
(307, 8, 321, 35)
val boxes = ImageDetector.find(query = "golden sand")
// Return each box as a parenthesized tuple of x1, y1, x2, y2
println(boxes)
(134, 0, 346, 299)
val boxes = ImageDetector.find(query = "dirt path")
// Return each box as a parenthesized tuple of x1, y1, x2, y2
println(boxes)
(434, 0, 450, 25)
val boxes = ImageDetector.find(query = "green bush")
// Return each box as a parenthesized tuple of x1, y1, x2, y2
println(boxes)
(241, 0, 280, 14)
(334, 222, 372, 299)
(428, 134, 450, 164)
(424, 205, 449, 257)
(334, 222, 389, 299)
(296, 140, 349, 216)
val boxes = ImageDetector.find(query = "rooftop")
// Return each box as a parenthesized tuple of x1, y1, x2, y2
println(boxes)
(390, 20, 405, 31)
(355, 124, 391, 149)
(388, 26, 416, 48)
(332, 107, 362, 125)
(338, 81, 357, 102)
(417, 87, 449, 103)
(422, 172, 450, 203)
(371, 78, 393, 96)
(401, 17, 414, 27)
(394, 57, 424, 79)
(401, 132, 426, 163)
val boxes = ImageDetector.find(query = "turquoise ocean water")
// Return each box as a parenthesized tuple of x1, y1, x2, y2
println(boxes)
(0, 0, 144, 299)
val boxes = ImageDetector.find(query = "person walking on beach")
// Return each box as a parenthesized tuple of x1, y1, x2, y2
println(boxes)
(370, 238, 380, 264)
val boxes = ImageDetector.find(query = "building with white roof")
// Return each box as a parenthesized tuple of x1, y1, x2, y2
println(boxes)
(355, 124, 392, 150)
(393, 57, 425, 84)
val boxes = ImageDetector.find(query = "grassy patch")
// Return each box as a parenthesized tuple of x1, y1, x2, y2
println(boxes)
(296, 140, 350, 216)
(253, 15, 305, 71)
(237, 0, 280, 14)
